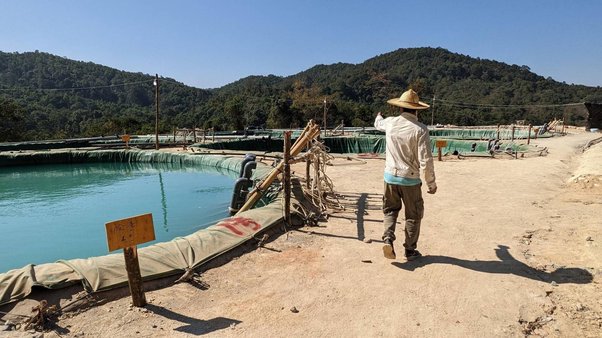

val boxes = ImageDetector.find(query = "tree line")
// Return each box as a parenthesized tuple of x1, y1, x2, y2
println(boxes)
(1, 48, 601, 142)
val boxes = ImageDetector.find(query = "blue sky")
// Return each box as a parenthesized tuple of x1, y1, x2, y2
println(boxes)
(1, 0, 601, 89)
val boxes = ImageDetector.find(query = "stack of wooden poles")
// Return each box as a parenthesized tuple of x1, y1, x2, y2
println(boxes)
(236, 120, 321, 216)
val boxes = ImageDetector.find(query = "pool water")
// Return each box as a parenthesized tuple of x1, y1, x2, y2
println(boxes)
(0, 162, 236, 272)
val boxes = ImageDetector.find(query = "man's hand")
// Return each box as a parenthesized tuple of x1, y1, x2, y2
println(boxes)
(427, 186, 437, 194)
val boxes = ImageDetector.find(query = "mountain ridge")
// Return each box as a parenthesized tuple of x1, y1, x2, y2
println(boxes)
(1, 47, 601, 141)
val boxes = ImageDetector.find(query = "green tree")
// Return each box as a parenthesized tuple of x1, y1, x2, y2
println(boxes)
(0, 97, 26, 142)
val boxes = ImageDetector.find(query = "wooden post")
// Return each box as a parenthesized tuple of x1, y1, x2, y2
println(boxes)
(173, 128, 177, 145)
(212, 128, 215, 142)
(497, 125, 500, 140)
(323, 99, 327, 137)
(193, 126, 197, 143)
(105, 213, 155, 308)
(154, 74, 160, 150)
(283, 131, 291, 225)
(123, 246, 146, 307)
(121, 134, 131, 149)
(341, 119, 344, 136)
(435, 140, 447, 162)
(431, 94, 436, 126)
(511, 125, 515, 141)
(305, 144, 311, 189)
(561, 119, 565, 135)
(527, 124, 532, 145)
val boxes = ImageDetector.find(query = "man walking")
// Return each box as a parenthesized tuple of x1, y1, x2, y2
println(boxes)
(374, 89, 437, 261)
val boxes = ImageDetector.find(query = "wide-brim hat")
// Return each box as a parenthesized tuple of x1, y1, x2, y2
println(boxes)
(387, 89, 430, 110)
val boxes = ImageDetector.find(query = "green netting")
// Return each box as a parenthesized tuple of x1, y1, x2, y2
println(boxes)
(194, 136, 535, 155)
(0, 149, 272, 181)
(358, 128, 552, 140)
(0, 139, 93, 151)
(195, 138, 287, 152)
(427, 128, 551, 140)
(90, 135, 181, 146)
(0, 135, 204, 152)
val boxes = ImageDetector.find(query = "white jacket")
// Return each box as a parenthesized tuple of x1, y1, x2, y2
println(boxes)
(374, 113, 437, 190)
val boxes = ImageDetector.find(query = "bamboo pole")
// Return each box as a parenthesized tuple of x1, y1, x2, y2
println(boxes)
(527, 124, 532, 145)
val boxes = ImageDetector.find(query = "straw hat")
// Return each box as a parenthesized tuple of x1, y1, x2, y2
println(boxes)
(387, 89, 430, 110)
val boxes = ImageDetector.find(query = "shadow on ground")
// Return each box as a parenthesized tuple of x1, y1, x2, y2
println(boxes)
(146, 304, 241, 335)
(392, 245, 593, 284)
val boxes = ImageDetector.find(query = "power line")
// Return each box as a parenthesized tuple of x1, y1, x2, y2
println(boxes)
(157, 79, 191, 87)
(0, 79, 153, 92)
(422, 97, 583, 109)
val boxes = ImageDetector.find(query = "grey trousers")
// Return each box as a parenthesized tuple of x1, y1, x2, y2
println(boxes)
(382, 182, 424, 251)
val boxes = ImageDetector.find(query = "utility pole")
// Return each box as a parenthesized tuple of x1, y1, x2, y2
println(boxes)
(323, 98, 327, 137)
(431, 95, 436, 126)
(154, 74, 160, 150)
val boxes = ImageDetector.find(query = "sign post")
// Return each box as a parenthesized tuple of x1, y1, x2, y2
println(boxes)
(121, 134, 131, 149)
(105, 213, 155, 307)
(435, 139, 448, 161)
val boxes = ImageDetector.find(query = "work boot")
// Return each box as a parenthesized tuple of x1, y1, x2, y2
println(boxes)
(405, 249, 422, 261)
(383, 239, 396, 259)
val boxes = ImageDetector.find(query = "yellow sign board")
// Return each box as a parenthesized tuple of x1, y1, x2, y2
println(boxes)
(121, 134, 131, 142)
(105, 213, 155, 252)
(435, 139, 448, 148)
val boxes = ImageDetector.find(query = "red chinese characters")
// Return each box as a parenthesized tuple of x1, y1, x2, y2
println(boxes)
(218, 217, 261, 236)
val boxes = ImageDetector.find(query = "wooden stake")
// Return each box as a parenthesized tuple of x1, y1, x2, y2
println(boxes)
(123, 246, 146, 307)
(283, 131, 291, 224)
(193, 126, 197, 143)
(527, 124, 532, 145)
(305, 143, 311, 189)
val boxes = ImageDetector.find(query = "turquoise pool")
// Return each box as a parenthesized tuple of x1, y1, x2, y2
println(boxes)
(0, 161, 236, 272)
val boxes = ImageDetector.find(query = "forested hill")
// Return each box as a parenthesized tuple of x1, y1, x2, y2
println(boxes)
(0, 51, 212, 141)
(1, 48, 601, 141)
